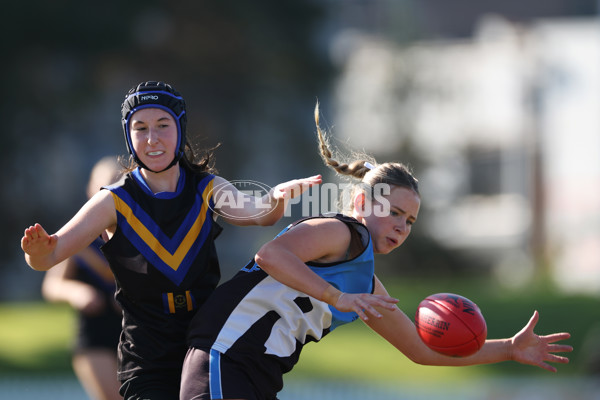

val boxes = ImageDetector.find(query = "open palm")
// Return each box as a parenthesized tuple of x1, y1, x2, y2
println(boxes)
(511, 311, 572, 372)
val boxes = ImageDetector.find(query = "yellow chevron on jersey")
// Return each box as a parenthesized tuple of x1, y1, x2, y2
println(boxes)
(108, 174, 215, 285)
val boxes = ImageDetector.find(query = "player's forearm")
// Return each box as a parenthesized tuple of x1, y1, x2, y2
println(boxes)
(366, 306, 510, 368)
(437, 339, 512, 367)
(254, 246, 332, 303)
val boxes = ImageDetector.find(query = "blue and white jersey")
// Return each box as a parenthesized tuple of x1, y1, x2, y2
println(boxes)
(186, 214, 374, 394)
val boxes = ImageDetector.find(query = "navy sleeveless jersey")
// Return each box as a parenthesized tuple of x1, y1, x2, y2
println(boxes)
(186, 214, 374, 395)
(101, 166, 221, 382)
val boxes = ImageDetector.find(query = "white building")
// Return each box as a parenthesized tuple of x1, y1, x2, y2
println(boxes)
(330, 15, 600, 294)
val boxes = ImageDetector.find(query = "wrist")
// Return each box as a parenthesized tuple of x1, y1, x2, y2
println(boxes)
(321, 285, 343, 306)
(507, 337, 515, 362)
(335, 292, 346, 307)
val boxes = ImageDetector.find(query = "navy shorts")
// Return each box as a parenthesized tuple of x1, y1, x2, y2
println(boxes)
(180, 347, 279, 400)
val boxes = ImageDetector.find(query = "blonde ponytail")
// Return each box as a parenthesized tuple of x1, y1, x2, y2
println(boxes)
(313, 102, 420, 212)
(314, 102, 371, 180)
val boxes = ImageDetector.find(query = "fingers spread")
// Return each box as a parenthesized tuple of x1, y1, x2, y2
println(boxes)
(547, 343, 573, 353)
(543, 332, 571, 343)
(546, 354, 570, 364)
(526, 310, 540, 331)
(538, 362, 557, 373)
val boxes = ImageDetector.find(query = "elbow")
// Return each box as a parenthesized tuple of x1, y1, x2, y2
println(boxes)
(254, 213, 279, 227)
(255, 219, 275, 227)
(406, 353, 433, 367)
(401, 347, 435, 367)
(254, 243, 277, 273)
(409, 355, 433, 366)
(25, 257, 53, 272)
(254, 206, 284, 226)
(31, 264, 52, 272)
(254, 246, 269, 270)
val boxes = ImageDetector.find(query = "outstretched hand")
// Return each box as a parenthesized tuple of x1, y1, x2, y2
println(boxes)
(271, 175, 322, 202)
(510, 310, 572, 372)
(21, 223, 57, 258)
(335, 292, 399, 321)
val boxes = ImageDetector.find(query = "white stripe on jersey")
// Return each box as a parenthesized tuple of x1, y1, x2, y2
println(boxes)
(211, 275, 332, 358)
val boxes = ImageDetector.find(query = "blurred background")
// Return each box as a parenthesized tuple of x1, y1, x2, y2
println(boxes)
(1, 0, 599, 398)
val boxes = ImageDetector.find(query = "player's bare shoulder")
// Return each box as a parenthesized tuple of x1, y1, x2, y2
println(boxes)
(290, 217, 352, 263)
(87, 188, 119, 234)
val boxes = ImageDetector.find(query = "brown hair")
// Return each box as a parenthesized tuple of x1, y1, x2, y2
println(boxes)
(314, 102, 419, 211)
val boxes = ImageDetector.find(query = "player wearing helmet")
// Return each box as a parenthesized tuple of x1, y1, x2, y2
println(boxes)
(21, 81, 321, 399)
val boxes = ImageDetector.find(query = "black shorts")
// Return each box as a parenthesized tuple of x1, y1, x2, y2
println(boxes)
(180, 347, 279, 400)
(119, 372, 181, 400)
(75, 307, 122, 352)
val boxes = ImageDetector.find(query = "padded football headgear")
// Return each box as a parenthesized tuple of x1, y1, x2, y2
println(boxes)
(121, 81, 187, 172)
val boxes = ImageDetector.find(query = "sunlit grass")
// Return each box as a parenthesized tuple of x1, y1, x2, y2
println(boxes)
(0, 302, 74, 373)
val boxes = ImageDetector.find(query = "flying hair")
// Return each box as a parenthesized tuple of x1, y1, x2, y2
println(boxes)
(314, 101, 374, 181)
(314, 101, 420, 212)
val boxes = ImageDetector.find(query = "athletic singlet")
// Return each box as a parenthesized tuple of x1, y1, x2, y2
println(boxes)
(186, 214, 374, 395)
(101, 166, 221, 382)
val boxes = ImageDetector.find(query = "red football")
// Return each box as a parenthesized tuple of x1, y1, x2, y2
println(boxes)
(415, 293, 487, 357)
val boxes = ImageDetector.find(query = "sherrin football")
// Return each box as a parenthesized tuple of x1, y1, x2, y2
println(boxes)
(415, 293, 487, 357)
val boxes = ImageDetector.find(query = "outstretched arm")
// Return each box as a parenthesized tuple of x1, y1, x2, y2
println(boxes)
(21, 190, 117, 271)
(212, 175, 322, 226)
(365, 278, 572, 372)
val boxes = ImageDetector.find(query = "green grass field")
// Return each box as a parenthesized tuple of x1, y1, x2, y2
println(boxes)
(0, 277, 597, 382)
